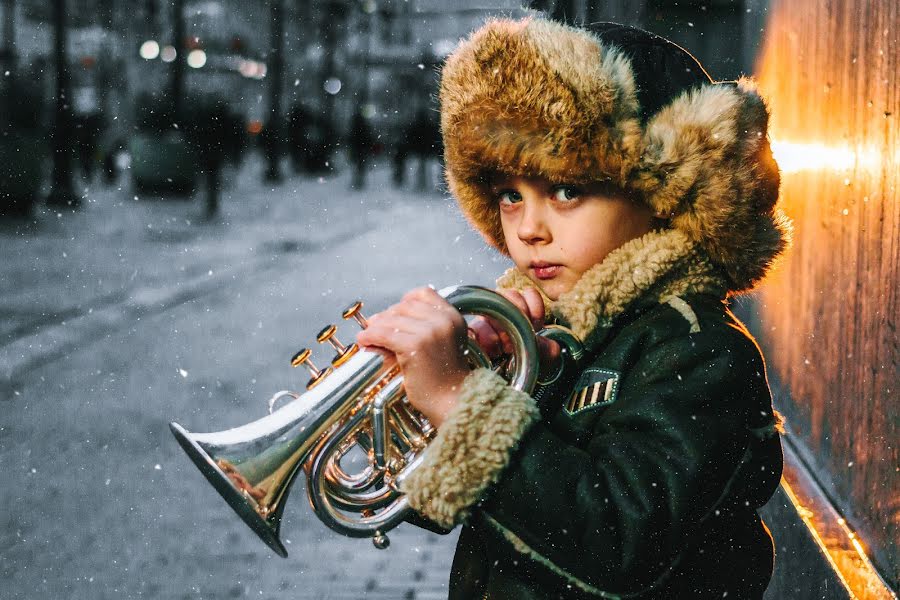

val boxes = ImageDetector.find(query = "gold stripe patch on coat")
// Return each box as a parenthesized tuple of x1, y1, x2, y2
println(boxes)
(564, 368, 620, 415)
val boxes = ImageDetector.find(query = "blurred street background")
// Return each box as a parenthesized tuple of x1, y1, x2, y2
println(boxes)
(0, 0, 897, 599)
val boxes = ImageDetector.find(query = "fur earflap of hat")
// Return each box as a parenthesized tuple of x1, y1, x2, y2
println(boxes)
(440, 17, 791, 293)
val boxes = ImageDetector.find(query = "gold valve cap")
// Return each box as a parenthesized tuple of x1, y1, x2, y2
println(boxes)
(342, 301, 364, 320)
(331, 343, 359, 368)
(307, 367, 333, 390)
(290, 348, 311, 368)
(316, 324, 337, 344)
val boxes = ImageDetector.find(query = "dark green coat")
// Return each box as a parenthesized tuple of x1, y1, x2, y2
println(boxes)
(400, 230, 784, 599)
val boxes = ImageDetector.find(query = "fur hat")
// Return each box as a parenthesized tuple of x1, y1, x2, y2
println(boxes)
(440, 17, 791, 293)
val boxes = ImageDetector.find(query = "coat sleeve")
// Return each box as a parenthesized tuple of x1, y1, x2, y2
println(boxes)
(400, 325, 775, 595)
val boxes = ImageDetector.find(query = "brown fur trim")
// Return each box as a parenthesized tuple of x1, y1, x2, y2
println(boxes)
(400, 368, 539, 528)
(441, 17, 643, 254)
(441, 18, 790, 294)
(493, 229, 728, 340)
(630, 78, 791, 291)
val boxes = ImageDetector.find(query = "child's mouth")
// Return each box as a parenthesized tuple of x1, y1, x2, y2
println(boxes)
(532, 265, 561, 280)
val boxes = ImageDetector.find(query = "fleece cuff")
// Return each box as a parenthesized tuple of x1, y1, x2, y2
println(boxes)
(400, 368, 540, 528)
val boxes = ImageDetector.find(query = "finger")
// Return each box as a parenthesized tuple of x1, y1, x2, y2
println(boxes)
(537, 336, 561, 362)
(356, 327, 417, 356)
(520, 287, 546, 327)
(361, 345, 399, 369)
(394, 297, 464, 329)
(497, 330, 514, 355)
(469, 317, 503, 358)
(401, 285, 444, 305)
(365, 345, 394, 359)
(356, 315, 424, 352)
(394, 300, 468, 349)
(362, 312, 425, 336)
(497, 289, 531, 323)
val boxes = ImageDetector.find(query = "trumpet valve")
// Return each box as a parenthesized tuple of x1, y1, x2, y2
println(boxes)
(290, 347, 333, 390)
(342, 300, 368, 329)
(316, 324, 359, 368)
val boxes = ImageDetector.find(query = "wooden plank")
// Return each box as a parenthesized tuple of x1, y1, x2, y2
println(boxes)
(752, 0, 899, 588)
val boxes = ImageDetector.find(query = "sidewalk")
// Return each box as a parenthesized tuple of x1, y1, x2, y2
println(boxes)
(0, 154, 444, 387)
(0, 152, 493, 600)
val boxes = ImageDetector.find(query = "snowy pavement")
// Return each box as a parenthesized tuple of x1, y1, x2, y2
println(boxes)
(0, 156, 511, 599)
(1, 157, 388, 384)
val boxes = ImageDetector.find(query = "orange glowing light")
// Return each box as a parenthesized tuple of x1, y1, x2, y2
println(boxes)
(770, 139, 880, 173)
(247, 120, 263, 135)
(778, 447, 897, 599)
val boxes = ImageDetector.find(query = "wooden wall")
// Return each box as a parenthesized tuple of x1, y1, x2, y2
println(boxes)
(752, 0, 898, 586)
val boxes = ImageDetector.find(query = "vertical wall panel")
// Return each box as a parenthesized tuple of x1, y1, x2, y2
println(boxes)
(753, 0, 898, 585)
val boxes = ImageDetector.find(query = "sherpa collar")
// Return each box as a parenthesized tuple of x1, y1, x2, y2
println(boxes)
(496, 228, 728, 345)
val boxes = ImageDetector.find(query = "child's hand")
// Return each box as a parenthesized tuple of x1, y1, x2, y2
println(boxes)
(355, 287, 471, 428)
(469, 288, 560, 374)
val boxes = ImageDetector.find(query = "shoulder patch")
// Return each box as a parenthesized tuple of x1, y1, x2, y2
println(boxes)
(564, 368, 620, 415)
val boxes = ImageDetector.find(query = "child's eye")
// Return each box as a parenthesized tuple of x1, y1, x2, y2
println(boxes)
(497, 190, 522, 205)
(552, 186, 581, 202)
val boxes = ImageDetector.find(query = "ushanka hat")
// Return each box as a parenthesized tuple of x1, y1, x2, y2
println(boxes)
(440, 17, 791, 293)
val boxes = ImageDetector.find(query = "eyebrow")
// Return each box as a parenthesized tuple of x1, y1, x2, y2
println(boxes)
(487, 176, 515, 192)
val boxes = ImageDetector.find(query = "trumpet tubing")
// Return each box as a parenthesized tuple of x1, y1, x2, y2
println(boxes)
(169, 285, 582, 556)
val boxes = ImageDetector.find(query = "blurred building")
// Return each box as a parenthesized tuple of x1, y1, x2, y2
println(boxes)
(0, 0, 764, 156)
(346, 0, 527, 151)
(0, 0, 274, 140)
(304, 0, 759, 157)
(529, 0, 757, 79)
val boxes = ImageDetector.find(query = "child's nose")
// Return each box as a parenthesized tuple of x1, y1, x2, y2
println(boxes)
(517, 203, 551, 244)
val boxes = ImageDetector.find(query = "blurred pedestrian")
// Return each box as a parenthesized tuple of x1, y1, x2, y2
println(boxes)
(393, 109, 442, 191)
(261, 117, 282, 182)
(392, 136, 408, 187)
(190, 98, 230, 218)
(411, 109, 441, 192)
(288, 103, 309, 174)
(223, 108, 246, 167)
(347, 109, 375, 190)
(305, 108, 334, 173)
(75, 112, 102, 181)
(102, 137, 125, 185)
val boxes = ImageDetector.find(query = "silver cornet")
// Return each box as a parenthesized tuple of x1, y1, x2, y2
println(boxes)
(169, 285, 582, 557)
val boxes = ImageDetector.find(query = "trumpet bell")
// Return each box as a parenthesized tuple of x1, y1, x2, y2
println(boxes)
(169, 347, 391, 557)
(169, 422, 289, 557)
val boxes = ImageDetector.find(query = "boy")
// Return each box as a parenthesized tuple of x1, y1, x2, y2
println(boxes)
(356, 17, 789, 599)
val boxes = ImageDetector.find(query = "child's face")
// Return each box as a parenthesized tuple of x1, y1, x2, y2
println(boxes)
(493, 174, 655, 301)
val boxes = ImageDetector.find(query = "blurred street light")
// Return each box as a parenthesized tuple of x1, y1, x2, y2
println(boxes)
(237, 59, 266, 79)
(160, 45, 177, 62)
(323, 77, 341, 95)
(187, 48, 206, 68)
(140, 40, 160, 60)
